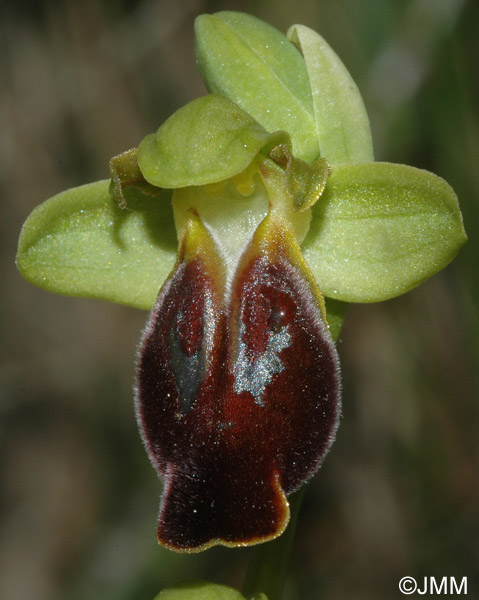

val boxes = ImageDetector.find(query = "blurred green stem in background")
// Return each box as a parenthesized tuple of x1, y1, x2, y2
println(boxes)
(243, 488, 306, 600)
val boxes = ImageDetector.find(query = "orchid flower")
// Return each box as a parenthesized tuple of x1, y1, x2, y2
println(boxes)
(16, 12, 465, 557)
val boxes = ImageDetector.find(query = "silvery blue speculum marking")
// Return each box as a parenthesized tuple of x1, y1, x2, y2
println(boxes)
(135, 202, 341, 552)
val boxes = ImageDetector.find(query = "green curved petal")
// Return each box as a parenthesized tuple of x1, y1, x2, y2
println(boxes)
(194, 12, 319, 162)
(287, 24, 374, 164)
(138, 95, 288, 188)
(16, 180, 177, 309)
(302, 163, 467, 303)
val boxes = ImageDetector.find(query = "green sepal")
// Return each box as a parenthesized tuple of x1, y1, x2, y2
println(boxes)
(16, 180, 177, 309)
(194, 12, 319, 162)
(302, 162, 467, 302)
(153, 580, 254, 600)
(287, 24, 374, 164)
(138, 95, 288, 189)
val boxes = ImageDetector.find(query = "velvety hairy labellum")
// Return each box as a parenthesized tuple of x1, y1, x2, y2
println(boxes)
(136, 215, 341, 552)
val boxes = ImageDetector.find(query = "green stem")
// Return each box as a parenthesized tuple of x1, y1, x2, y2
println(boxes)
(242, 486, 306, 600)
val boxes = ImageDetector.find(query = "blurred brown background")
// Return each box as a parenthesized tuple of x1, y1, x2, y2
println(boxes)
(2, 1, 478, 599)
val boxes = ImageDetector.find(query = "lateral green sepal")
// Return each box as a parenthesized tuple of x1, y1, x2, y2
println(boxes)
(16, 180, 177, 309)
(301, 162, 467, 302)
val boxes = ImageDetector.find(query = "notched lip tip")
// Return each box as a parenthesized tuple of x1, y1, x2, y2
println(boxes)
(156, 491, 291, 553)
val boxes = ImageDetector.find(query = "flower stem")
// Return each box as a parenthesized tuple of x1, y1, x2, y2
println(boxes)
(242, 486, 306, 600)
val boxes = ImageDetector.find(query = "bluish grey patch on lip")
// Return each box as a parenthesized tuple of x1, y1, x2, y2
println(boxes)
(232, 316, 291, 406)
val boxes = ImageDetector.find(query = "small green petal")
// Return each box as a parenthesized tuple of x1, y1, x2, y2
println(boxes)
(138, 95, 288, 188)
(287, 24, 374, 164)
(153, 581, 249, 600)
(302, 163, 467, 303)
(268, 144, 331, 211)
(109, 147, 161, 208)
(194, 12, 319, 162)
(16, 180, 176, 309)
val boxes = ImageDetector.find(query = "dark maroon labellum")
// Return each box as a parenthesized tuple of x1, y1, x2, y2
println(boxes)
(136, 215, 341, 552)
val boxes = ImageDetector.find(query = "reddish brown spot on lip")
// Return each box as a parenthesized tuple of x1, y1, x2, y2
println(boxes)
(135, 214, 340, 552)
(173, 265, 208, 357)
